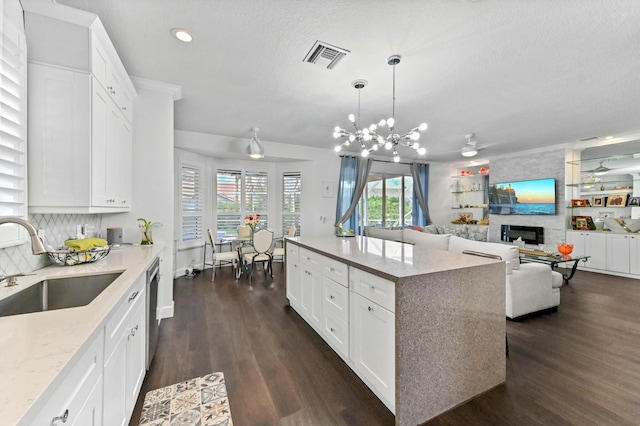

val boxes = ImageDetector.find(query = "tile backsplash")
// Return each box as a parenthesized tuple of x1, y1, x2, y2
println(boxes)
(0, 214, 101, 276)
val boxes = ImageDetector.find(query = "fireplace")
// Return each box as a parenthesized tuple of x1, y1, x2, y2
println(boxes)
(500, 225, 544, 245)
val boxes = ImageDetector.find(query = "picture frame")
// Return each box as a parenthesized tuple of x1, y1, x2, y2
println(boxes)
(575, 217, 589, 230)
(571, 199, 591, 207)
(592, 196, 606, 207)
(606, 193, 628, 207)
(628, 196, 640, 207)
(322, 181, 334, 198)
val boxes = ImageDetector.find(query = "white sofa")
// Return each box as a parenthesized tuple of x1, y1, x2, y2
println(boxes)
(365, 227, 563, 319)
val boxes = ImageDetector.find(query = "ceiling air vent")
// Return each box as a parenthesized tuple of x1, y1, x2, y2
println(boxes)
(303, 41, 349, 70)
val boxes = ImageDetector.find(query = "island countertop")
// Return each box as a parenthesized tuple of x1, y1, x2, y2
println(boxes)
(0, 244, 164, 425)
(286, 235, 501, 281)
(285, 235, 506, 425)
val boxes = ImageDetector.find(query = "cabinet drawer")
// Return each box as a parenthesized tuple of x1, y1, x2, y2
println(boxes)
(105, 274, 145, 357)
(322, 256, 348, 287)
(300, 247, 322, 269)
(323, 277, 349, 323)
(350, 267, 395, 313)
(286, 242, 299, 258)
(323, 313, 349, 360)
(29, 329, 104, 425)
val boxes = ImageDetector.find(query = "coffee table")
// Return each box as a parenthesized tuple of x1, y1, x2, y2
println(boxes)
(518, 250, 590, 284)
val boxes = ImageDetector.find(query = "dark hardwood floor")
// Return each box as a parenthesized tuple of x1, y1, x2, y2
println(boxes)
(130, 264, 640, 426)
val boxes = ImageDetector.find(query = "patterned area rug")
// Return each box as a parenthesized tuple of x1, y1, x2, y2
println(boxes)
(139, 372, 233, 426)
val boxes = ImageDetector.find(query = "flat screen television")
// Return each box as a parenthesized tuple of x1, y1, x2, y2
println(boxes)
(488, 177, 556, 215)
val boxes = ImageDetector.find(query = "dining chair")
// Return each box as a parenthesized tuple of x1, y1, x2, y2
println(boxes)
(272, 224, 296, 263)
(206, 229, 240, 282)
(243, 228, 274, 286)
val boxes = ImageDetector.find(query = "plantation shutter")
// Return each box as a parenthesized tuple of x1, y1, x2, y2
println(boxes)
(0, 15, 27, 246)
(181, 161, 203, 243)
(216, 169, 242, 236)
(282, 172, 301, 236)
(245, 171, 268, 228)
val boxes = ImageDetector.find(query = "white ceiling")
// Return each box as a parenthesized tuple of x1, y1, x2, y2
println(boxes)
(55, 0, 640, 163)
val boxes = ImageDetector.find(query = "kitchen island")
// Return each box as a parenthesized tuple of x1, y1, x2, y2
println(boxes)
(0, 244, 163, 425)
(285, 235, 506, 425)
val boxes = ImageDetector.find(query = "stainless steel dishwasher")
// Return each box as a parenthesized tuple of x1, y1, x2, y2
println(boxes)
(146, 257, 160, 369)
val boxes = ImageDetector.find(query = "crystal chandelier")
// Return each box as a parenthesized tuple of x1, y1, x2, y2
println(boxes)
(333, 55, 428, 162)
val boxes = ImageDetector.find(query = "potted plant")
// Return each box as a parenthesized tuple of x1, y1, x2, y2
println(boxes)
(137, 217, 161, 245)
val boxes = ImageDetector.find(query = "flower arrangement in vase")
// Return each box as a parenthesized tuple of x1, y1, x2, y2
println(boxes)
(138, 217, 162, 245)
(244, 213, 261, 233)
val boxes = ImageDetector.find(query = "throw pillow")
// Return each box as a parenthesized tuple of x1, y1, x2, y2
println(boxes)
(423, 224, 440, 234)
(467, 226, 488, 242)
(438, 224, 469, 239)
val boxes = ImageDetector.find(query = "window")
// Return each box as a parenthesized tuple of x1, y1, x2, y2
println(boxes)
(0, 15, 27, 247)
(361, 173, 413, 228)
(216, 169, 242, 237)
(282, 172, 301, 235)
(216, 169, 269, 237)
(180, 160, 203, 245)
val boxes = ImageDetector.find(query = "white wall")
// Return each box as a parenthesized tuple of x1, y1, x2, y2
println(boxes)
(101, 80, 179, 319)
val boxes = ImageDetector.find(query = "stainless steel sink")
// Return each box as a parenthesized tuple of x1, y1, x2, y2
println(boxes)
(0, 272, 122, 317)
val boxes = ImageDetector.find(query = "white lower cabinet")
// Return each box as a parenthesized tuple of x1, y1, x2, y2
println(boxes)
(349, 268, 395, 412)
(103, 275, 146, 426)
(567, 230, 640, 276)
(606, 233, 631, 274)
(286, 244, 396, 413)
(565, 231, 607, 270)
(29, 329, 104, 425)
(285, 243, 300, 308)
(299, 248, 323, 331)
(630, 235, 640, 275)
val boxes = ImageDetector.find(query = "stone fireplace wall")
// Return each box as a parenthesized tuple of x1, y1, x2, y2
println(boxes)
(488, 147, 567, 246)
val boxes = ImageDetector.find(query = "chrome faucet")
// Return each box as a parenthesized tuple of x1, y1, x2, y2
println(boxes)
(0, 217, 46, 286)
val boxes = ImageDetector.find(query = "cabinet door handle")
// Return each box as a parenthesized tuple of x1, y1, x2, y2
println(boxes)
(330, 327, 335, 333)
(52, 408, 69, 424)
(329, 295, 334, 300)
(128, 324, 139, 340)
(368, 306, 373, 312)
(128, 290, 139, 302)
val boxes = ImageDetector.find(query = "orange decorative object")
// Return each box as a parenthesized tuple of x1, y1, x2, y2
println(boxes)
(557, 242, 574, 260)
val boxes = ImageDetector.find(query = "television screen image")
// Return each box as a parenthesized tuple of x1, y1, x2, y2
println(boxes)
(488, 178, 556, 215)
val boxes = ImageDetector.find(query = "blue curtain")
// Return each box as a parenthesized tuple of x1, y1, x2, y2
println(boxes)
(335, 156, 359, 232)
(411, 162, 432, 226)
(335, 156, 373, 234)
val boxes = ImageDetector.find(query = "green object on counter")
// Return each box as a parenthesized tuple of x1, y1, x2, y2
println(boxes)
(64, 238, 108, 251)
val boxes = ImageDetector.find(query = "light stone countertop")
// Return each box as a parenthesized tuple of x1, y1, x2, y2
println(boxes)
(287, 235, 501, 281)
(0, 243, 164, 425)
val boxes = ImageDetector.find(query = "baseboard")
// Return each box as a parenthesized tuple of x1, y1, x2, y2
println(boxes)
(158, 301, 174, 319)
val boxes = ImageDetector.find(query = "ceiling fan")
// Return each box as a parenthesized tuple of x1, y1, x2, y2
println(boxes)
(582, 161, 611, 175)
(461, 134, 480, 157)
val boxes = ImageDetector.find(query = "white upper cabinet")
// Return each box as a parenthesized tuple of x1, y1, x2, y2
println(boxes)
(23, 0, 136, 213)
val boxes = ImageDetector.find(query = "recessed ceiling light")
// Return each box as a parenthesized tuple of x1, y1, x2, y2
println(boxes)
(170, 28, 193, 43)
(604, 135, 615, 140)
